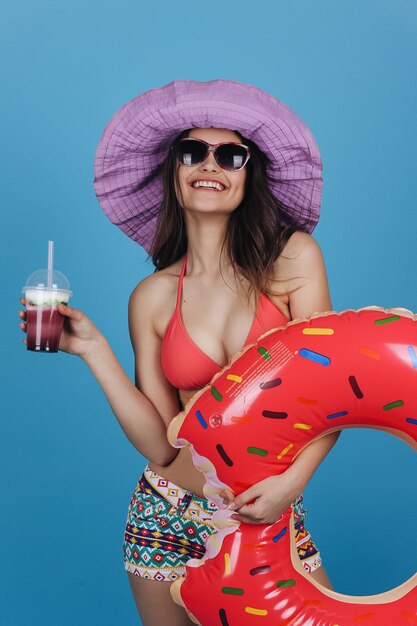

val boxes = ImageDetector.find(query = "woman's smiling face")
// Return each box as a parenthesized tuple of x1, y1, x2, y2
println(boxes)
(175, 128, 247, 216)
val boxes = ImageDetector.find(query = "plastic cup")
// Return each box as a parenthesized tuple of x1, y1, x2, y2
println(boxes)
(23, 269, 72, 352)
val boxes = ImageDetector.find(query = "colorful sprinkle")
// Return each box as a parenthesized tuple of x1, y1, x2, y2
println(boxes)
(247, 447, 268, 457)
(383, 400, 404, 411)
(260, 378, 282, 389)
(276, 579, 296, 588)
(354, 614, 374, 623)
(245, 607, 268, 616)
(262, 410, 288, 419)
(211, 385, 223, 401)
(227, 374, 243, 383)
(257, 347, 271, 360)
(302, 327, 334, 335)
(250, 565, 271, 575)
(224, 553, 231, 575)
(327, 411, 348, 420)
(359, 347, 381, 360)
(231, 416, 252, 424)
(277, 443, 294, 460)
(408, 346, 417, 368)
(222, 587, 244, 595)
(299, 348, 331, 366)
(348, 375, 364, 399)
(195, 410, 208, 429)
(216, 444, 234, 467)
(406, 418, 417, 426)
(293, 423, 313, 430)
(219, 609, 230, 626)
(374, 315, 400, 326)
(297, 397, 319, 405)
(272, 527, 287, 543)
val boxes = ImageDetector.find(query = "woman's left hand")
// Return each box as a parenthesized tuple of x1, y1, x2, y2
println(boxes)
(220, 429, 340, 525)
(220, 473, 300, 525)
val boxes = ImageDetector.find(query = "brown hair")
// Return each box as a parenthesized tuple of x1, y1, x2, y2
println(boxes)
(150, 132, 307, 295)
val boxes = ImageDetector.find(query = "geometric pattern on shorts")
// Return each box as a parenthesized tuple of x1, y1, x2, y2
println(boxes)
(294, 517, 323, 573)
(123, 466, 322, 581)
(293, 496, 323, 573)
(123, 468, 218, 581)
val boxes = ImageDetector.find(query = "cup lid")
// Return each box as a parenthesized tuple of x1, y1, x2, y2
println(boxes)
(23, 269, 72, 296)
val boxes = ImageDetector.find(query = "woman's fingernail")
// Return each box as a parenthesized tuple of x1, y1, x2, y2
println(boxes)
(227, 503, 236, 510)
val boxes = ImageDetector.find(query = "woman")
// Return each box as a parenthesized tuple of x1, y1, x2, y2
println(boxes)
(20, 80, 338, 626)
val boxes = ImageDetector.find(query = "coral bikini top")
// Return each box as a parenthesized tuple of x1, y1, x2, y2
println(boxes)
(160, 257, 289, 391)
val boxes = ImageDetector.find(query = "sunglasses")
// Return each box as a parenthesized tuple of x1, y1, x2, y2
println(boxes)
(173, 138, 251, 171)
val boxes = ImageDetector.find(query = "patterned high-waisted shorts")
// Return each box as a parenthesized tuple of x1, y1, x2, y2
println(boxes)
(123, 465, 322, 582)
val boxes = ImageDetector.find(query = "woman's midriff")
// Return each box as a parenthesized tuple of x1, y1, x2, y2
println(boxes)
(147, 387, 209, 498)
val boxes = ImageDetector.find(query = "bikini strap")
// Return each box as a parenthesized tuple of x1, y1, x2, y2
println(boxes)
(175, 256, 187, 309)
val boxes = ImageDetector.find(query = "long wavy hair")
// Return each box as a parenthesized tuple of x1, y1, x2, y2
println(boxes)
(148, 131, 308, 295)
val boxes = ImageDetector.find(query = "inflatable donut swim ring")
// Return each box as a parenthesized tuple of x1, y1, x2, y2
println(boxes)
(167, 307, 417, 626)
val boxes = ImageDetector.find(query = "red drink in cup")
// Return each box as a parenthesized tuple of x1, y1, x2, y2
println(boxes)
(23, 269, 72, 352)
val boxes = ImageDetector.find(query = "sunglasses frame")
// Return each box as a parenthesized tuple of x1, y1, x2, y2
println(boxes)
(174, 137, 251, 171)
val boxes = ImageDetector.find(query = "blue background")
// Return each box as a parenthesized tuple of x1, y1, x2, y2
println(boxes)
(2, 1, 417, 624)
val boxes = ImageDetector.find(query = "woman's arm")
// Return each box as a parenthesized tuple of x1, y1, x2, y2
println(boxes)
(225, 232, 340, 524)
(41, 272, 180, 466)
(81, 328, 178, 466)
(127, 271, 182, 435)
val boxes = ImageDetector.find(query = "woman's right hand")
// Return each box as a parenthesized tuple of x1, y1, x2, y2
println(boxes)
(19, 298, 103, 358)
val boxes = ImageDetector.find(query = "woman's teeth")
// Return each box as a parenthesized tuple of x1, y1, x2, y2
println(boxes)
(192, 180, 225, 191)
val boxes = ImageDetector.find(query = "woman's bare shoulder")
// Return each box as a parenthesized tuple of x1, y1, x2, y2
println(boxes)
(281, 230, 322, 259)
(129, 260, 184, 336)
(130, 259, 184, 303)
(272, 231, 331, 317)
(274, 231, 325, 280)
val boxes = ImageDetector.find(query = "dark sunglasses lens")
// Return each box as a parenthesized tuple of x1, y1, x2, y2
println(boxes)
(216, 144, 248, 170)
(175, 140, 207, 166)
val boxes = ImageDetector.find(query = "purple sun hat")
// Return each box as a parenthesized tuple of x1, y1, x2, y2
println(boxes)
(94, 80, 322, 252)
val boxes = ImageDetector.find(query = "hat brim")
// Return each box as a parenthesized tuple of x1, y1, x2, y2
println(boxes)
(94, 80, 322, 252)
